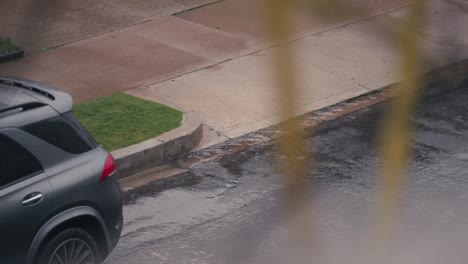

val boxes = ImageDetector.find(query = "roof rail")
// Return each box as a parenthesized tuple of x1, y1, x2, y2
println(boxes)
(0, 79, 55, 100)
(0, 77, 73, 113)
(0, 102, 46, 118)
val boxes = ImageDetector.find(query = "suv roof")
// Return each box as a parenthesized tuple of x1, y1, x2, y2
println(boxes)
(0, 77, 73, 115)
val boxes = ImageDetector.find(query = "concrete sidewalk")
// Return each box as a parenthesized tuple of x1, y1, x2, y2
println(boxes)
(0, 0, 408, 102)
(1, 0, 467, 150)
(0, 0, 218, 52)
(128, 0, 468, 147)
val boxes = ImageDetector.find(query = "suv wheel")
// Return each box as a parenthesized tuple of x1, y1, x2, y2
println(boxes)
(38, 228, 101, 264)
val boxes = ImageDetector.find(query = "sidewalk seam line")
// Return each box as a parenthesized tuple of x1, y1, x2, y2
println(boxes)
(293, 55, 374, 90)
(26, 18, 154, 55)
(135, 3, 413, 89)
(172, 0, 227, 16)
(24, 0, 222, 55)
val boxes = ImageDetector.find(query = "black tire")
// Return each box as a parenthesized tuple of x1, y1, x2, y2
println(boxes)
(38, 228, 101, 264)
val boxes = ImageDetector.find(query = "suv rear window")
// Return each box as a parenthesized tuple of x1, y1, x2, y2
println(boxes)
(23, 113, 98, 154)
(0, 135, 43, 188)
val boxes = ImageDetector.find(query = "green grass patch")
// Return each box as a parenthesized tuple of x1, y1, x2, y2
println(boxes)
(73, 93, 183, 151)
(0, 38, 18, 53)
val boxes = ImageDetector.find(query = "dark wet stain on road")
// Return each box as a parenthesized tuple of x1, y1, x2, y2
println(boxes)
(124, 171, 202, 205)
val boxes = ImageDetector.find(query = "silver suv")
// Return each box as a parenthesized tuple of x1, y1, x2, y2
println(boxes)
(0, 77, 123, 264)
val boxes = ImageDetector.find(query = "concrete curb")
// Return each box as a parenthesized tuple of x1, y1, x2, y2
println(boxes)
(175, 60, 468, 170)
(119, 60, 468, 193)
(112, 111, 203, 178)
(0, 48, 24, 63)
(119, 87, 391, 193)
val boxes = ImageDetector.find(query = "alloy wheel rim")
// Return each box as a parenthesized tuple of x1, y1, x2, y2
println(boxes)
(48, 238, 95, 264)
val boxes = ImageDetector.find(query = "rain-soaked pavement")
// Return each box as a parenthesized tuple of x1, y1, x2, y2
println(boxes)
(105, 75, 468, 264)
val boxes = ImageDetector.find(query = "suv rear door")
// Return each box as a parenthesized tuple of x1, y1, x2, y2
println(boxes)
(0, 132, 54, 264)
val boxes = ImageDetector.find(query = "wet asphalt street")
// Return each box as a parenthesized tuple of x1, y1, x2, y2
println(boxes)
(105, 76, 468, 264)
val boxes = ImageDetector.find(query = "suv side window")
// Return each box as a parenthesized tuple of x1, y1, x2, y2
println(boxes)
(0, 135, 43, 189)
(22, 114, 97, 154)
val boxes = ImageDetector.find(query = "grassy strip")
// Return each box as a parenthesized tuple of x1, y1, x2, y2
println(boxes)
(0, 38, 19, 53)
(74, 93, 183, 151)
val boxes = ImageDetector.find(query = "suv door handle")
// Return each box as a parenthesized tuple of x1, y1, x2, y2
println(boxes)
(22, 192, 43, 206)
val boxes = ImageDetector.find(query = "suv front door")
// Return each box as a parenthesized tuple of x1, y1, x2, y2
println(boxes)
(0, 133, 53, 264)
